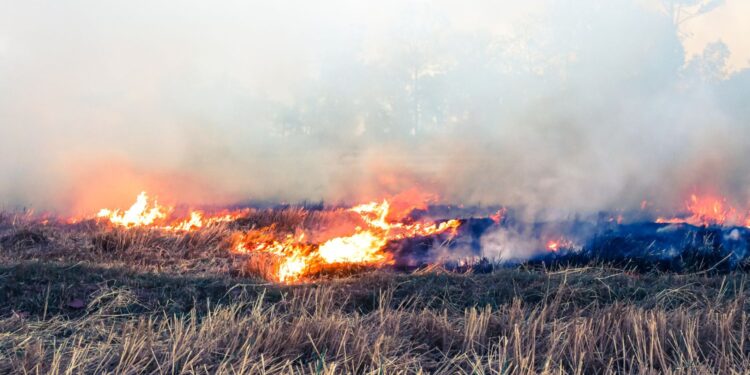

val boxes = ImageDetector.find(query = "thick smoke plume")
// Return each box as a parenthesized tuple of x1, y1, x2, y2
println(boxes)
(1, 0, 748, 218)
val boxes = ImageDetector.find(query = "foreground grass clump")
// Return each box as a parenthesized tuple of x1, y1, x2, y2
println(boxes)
(2, 262, 750, 374)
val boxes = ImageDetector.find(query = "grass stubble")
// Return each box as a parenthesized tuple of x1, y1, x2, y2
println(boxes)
(1, 210, 750, 374)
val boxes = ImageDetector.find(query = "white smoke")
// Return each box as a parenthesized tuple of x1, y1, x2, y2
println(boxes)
(0, 0, 748, 217)
(479, 227, 544, 262)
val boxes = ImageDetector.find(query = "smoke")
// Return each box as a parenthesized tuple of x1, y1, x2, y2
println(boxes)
(1, 0, 749, 216)
(479, 227, 543, 262)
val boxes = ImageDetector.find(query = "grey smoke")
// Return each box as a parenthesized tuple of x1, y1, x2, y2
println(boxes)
(0, 0, 748, 217)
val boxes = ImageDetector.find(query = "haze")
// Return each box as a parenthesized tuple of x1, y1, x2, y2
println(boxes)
(1, 0, 748, 219)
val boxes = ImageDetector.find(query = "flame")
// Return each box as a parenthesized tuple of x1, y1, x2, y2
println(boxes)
(93, 191, 243, 231)
(656, 194, 749, 227)
(490, 208, 506, 224)
(96, 192, 167, 227)
(246, 233, 317, 282)
(318, 231, 388, 264)
(72, 189, 750, 282)
(232, 199, 460, 283)
(545, 237, 578, 252)
(546, 241, 559, 252)
(164, 211, 204, 231)
(90, 191, 461, 282)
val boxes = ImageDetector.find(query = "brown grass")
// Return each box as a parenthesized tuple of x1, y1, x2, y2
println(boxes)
(2, 210, 750, 373)
(2, 278, 750, 374)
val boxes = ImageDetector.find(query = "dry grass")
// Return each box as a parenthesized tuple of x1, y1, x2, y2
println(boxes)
(0, 207, 355, 277)
(2, 278, 750, 374)
(2, 211, 750, 373)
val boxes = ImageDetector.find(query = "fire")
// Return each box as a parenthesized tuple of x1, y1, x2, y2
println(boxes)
(248, 233, 317, 282)
(544, 237, 578, 252)
(656, 194, 749, 227)
(490, 208, 506, 224)
(93, 191, 243, 231)
(546, 241, 559, 252)
(232, 199, 461, 283)
(96, 192, 167, 227)
(164, 211, 204, 231)
(318, 231, 388, 264)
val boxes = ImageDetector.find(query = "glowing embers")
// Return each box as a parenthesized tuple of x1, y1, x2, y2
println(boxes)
(545, 238, 577, 252)
(656, 194, 750, 228)
(232, 199, 460, 283)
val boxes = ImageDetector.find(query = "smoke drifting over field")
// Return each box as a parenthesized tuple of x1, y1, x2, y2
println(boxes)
(0, 0, 749, 217)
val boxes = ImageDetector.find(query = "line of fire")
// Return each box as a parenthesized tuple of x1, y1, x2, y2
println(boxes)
(15, 190, 742, 283)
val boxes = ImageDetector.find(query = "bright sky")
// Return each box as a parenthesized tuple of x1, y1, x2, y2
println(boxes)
(679, 0, 750, 73)
(437, 0, 749, 75)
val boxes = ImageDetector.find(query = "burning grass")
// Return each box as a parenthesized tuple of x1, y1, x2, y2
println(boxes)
(5, 193, 750, 373)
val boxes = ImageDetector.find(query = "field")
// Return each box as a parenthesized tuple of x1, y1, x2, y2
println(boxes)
(2, 210, 750, 374)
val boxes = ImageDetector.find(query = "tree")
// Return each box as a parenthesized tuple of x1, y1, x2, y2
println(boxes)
(661, 0, 725, 35)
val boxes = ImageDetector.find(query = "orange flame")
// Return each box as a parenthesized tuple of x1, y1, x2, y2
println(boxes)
(545, 237, 578, 252)
(96, 192, 167, 227)
(546, 241, 559, 252)
(90, 191, 461, 282)
(93, 191, 243, 231)
(656, 194, 749, 227)
(490, 208, 506, 224)
(232, 199, 460, 283)
(318, 231, 388, 264)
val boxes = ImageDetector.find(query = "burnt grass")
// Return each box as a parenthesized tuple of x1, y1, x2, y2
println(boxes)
(3, 213, 750, 373)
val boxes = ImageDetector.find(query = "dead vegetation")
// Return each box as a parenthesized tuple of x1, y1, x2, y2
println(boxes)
(2, 269, 750, 374)
(2, 210, 750, 373)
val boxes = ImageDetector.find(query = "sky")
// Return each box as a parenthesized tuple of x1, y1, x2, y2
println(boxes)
(673, 0, 750, 73)
(0, 0, 748, 217)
